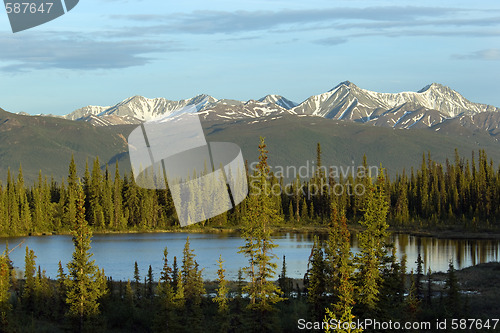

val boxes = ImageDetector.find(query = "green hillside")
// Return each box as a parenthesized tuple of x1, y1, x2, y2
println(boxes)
(0, 109, 498, 184)
(203, 116, 500, 180)
(0, 109, 131, 183)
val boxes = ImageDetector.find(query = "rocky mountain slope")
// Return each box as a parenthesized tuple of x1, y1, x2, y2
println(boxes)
(64, 82, 500, 135)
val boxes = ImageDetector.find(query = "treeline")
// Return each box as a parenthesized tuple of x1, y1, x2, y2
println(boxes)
(278, 146, 500, 229)
(0, 146, 498, 236)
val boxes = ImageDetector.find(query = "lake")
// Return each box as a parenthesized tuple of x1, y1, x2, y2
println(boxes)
(0, 232, 498, 282)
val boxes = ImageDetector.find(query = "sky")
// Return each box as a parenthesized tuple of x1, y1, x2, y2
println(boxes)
(0, 0, 499, 115)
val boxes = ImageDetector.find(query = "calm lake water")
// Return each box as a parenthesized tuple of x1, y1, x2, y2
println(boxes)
(0, 232, 498, 282)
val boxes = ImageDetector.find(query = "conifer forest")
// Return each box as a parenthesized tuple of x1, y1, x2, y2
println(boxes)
(0, 139, 498, 332)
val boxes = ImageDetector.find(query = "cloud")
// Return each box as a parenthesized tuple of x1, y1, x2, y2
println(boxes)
(314, 37, 347, 46)
(0, 32, 184, 72)
(110, 6, 458, 35)
(452, 49, 500, 60)
(219, 36, 261, 42)
(2, 6, 498, 72)
(333, 16, 500, 31)
(106, 6, 500, 45)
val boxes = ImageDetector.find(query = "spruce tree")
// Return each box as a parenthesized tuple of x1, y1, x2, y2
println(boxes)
(89, 157, 104, 228)
(56, 261, 66, 318)
(133, 261, 141, 299)
(65, 184, 107, 331)
(213, 255, 230, 332)
(146, 265, 154, 300)
(102, 165, 114, 229)
(355, 172, 390, 312)
(35, 266, 51, 318)
(68, 155, 78, 194)
(307, 236, 326, 321)
(415, 253, 424, 300)
(405, 270, 420, 321)
(172, 256, 178, 292)
(181, 236, 198, 303)
(113, 162, 125, 229)
(238, 137, 283, 312)
(17, 166, 32, 233)
(155, 247, 177, 333)
(324, 206, 341, 299)
(324, 208, 359, 333)
(278, 255, 292, 298)
(238, 137, 284, 332)
(22, 246, 37, 311)
(0, 254, 11, 328)
(445, 261, 460, 316)
(125, 279, 134, 309)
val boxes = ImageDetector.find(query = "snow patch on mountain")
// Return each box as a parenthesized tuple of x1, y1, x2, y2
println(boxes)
(258, 95, 298, 109)
(64, 82, 500, 132)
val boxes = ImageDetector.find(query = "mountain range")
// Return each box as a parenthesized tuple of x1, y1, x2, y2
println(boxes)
(1, 81, 500, 183)
(63, 82, 500, 137)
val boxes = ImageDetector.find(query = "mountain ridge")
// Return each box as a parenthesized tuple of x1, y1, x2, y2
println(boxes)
(0, 103, 499, 184)
(62, 82, 499, 131)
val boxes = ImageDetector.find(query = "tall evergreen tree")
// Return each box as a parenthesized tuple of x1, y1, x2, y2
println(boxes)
(444, 261, 460, 316)
(323, 208, 359, 333)
(133, 261, 141, 300)
(172, 256, 178, 292)
(113, 162, 125, 229)
(278, 255, 292, 299)
(181, 236, 198, 303)
(88, 157, 104, 228)
(65, 184, 107, 331)
(238, 137, 284, 313)
(0, 254, 11, 328)
(415, 253, 424, 300)
(355, 172, 390, 312)
(56, 261, 67, 317)
(238, 137, 284, 333)
(213, 255, 230, 332)
(146, 265, 154, 300)
(306, 236, 326, 321)
(22, 246, 37, 311)
(68, 155, 78, 194)
(155, 247, 177, 333)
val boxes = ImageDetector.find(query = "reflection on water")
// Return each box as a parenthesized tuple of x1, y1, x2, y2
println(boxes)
(390, 234, 500, 274)
(0, 232, 498, 281)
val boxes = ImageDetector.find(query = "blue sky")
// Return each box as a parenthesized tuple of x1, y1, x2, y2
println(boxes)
(0, 0, 499, 115)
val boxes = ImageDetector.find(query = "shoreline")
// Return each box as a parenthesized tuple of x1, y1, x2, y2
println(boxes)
(4, 224, 500, 240)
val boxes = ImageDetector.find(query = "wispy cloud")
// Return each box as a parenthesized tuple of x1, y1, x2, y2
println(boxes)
(2, 5, 498, 72)
(452, 49, 500, 60)
(107, 6, 500, 47)
(110, 6, 459, 35)
(333, 16, 500, 31)
(0, 32, 184, 72)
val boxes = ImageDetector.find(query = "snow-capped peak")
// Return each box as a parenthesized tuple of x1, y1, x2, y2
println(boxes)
(331, 80, 356, 91)
(65, 94, 218, 124)
(257, 94, 298, 109)
(292, 81, 499, 120)
(64, 82, 499, 130)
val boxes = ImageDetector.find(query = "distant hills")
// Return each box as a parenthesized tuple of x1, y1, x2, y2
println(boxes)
(1, 82, 500, 183)
(0, 108, 132, 183)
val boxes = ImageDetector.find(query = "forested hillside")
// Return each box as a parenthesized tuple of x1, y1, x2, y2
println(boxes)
(0, 143, 498, 237)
